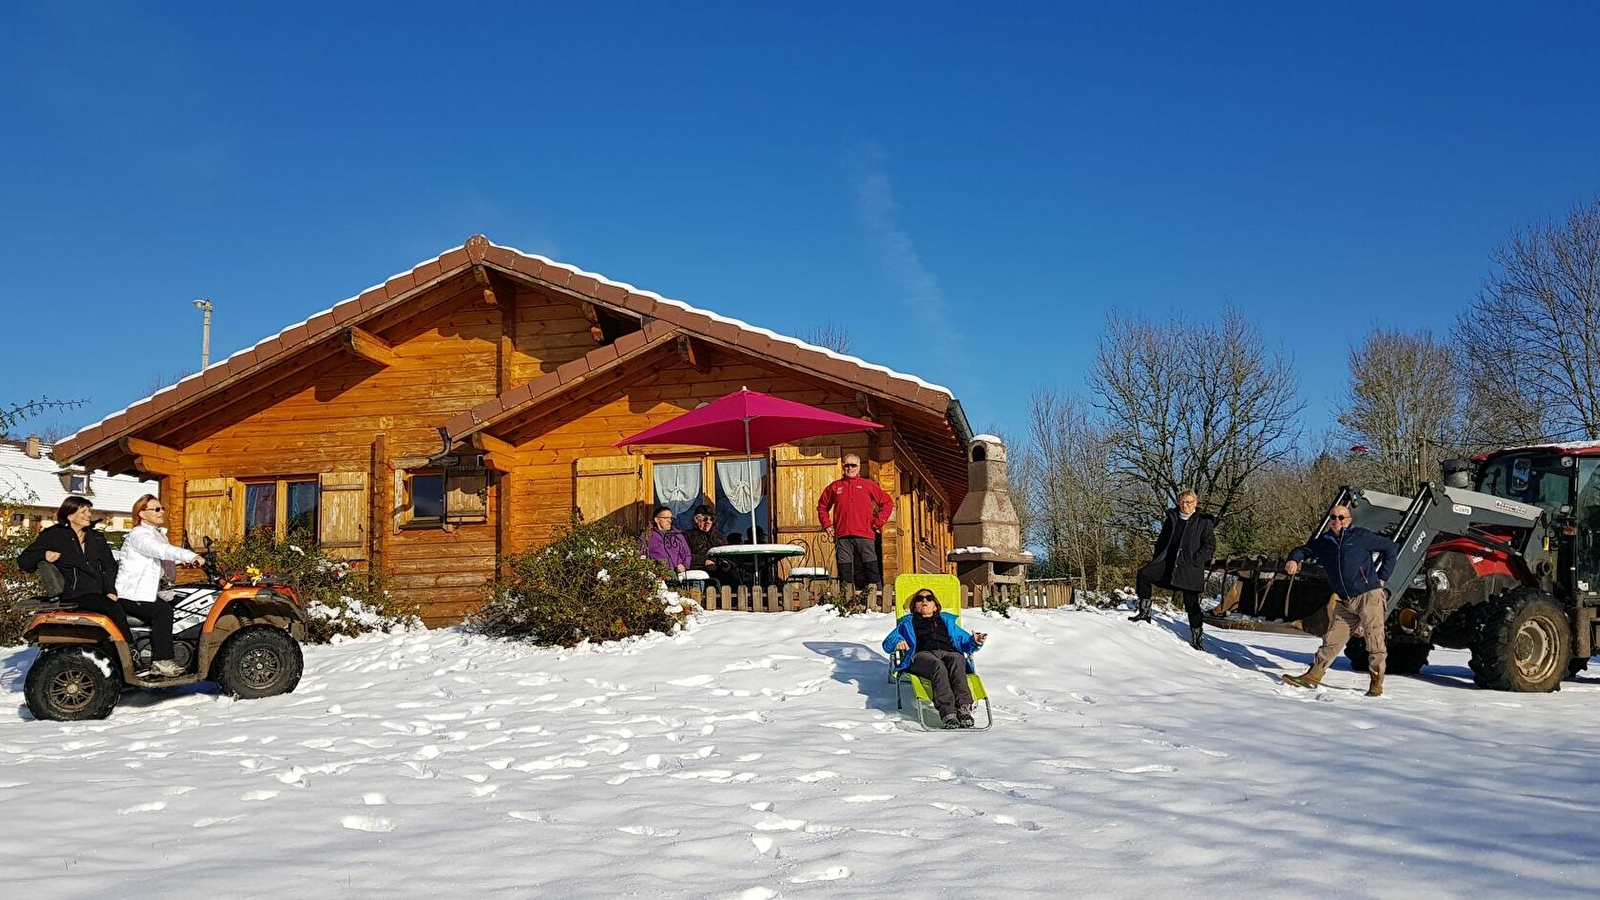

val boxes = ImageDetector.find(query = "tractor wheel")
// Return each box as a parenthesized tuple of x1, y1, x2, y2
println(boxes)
(24, 647, 123, 721)
(214, 626, 303, 699)
(1469, 590, 1570, 692)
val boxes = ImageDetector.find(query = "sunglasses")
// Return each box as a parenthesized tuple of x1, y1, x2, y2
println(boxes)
(913, 595, 936, 603)
(1330, 514, 1351, 521)
(147, 505, 164, 512)
(842, 463, 860, 469)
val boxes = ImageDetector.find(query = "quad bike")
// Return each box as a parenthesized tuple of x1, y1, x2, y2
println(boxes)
(21, 542, 308, 721)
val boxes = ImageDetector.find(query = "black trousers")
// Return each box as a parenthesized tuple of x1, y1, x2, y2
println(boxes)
(68, 593, 175, 661)
(1134, 561, 1204, 630)
(906, 649, 973, 717)
(835, 536, 881, 590)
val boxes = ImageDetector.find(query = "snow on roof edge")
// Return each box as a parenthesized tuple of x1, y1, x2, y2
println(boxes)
(63, 239, 958, 453)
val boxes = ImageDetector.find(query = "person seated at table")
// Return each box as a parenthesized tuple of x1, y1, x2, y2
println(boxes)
(684, 504, 736, 586)
(640, 506, 691, 578)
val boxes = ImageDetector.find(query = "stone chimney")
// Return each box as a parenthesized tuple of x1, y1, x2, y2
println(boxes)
(24, 434, 42, 459)
(948, 435, 1032, 586)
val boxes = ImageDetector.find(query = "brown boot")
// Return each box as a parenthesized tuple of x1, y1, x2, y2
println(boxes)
(1366, 673, 1384, 697)
(1281, 665, 1326, 689)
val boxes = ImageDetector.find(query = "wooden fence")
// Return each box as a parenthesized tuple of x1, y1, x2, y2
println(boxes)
(682, 580, 1075, 613)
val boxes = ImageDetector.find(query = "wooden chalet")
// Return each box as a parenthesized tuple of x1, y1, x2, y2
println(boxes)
(54, 236, 973, 624)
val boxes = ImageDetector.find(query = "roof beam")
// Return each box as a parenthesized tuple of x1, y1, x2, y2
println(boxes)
(677, 334, 711, 373)
(582, 302, 607, 344)
(339, 327, 397, 367)
(120, 437, 178, 463)
(467, 432, 528, 470)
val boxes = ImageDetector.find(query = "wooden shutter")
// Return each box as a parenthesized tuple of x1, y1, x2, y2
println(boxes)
(318, 472, 368, 560)
(444, 468, 488, 523)
(575, 454, 644, 534)
(773, 445, 840, 566)
(184, 477, 239, 548)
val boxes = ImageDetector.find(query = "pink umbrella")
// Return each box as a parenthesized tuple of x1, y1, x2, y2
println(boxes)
(616, 387, 883, 545)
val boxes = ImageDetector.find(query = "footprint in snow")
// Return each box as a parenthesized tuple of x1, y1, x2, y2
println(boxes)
(507, 810, 547, 823)
(193, 816, 242, 828)
(363, 793, 387, 806)
(1114, 764, 1178, 775)
(340, 815, 395, 833)
(118, 801, 167, 815)
(241, 790, 278, 801)
(790, 866, 852, 883)
(617, 825, 680, 837)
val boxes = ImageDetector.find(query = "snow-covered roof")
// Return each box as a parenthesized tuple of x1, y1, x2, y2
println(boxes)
(57, 236, 959, 465)
(0, 439, 156, 516)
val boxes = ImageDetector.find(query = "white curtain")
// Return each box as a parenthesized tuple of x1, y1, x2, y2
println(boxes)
(652, 462, 701, 530)
(716, 458, 766, 541)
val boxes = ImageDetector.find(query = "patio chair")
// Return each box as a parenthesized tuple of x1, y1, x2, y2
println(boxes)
(783, 537, 832, 586)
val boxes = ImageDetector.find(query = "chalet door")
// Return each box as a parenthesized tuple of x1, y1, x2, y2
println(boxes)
(772, 445, 840, 571)
(575, 454, 645, 534)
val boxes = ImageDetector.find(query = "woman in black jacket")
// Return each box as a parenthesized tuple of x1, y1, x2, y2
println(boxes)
(18, 495, 178, 675)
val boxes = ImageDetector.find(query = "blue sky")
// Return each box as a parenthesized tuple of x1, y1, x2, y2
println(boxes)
(3, 1, 1597, 449)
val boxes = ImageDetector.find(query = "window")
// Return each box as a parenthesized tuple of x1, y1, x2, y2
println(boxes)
(243, 477, 320, 540)
(408, 472, 445, 525)
(67, 473, 89, 494)
(401, 468, 487, 528)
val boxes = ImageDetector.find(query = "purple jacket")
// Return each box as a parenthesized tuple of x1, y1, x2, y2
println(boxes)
(641, 528, 692, 571)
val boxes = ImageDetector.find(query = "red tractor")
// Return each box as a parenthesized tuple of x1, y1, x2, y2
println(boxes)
(1219, 443, 1600, 692)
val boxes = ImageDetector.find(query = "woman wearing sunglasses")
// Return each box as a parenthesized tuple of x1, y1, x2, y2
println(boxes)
(884, 589, 987, 728)
(116, 494, 202, 677)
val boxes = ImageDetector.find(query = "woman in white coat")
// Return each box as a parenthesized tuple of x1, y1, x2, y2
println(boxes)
(117, 495, 201, 677)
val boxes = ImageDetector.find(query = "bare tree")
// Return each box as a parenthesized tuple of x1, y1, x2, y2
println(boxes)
(1015, 390, 1125, 591)
(1091, 308, 1303, 536)
(1338, 328, 1462, 493)
(1455, 196, 1600, 441)
(802, 323, 852, 355)
(1223, 435, 1361, 557)
(1, 397, 83, 439)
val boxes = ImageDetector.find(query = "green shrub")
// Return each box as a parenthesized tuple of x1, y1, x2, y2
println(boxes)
(207, 528, 419, 643)
(0, 526, 44, 646)
(474, 519, 698, 646)
(827, 584, 873, 617)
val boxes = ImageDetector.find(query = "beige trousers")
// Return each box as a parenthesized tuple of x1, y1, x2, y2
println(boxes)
(1313, 587, 1387, 676)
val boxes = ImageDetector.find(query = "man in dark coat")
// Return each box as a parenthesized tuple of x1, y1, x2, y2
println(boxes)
(683, 504, 735, 586)
(1129, 489, 1217, 650)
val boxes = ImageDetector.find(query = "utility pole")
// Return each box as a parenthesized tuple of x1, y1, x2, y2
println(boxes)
(192, 298, 214, 368)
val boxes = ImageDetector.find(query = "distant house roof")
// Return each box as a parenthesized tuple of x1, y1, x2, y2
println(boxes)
(0, 438, 156, 519)
(55, 236, 968, 475)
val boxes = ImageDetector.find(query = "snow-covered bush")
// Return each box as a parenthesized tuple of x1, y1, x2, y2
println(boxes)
(474, 519, 697, 646)
(208, 528, 419, 643)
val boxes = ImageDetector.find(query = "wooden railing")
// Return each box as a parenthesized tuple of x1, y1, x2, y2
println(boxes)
(681, 580, 1075, 613)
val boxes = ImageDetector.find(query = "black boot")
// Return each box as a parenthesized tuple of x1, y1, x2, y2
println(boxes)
(1189, 626, 1204, 650)
(1128, 598, 1153, 622)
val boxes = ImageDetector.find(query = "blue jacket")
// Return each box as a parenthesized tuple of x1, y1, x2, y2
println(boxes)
(883, 612, 981, 672)
(1288, 525, 1398, 599)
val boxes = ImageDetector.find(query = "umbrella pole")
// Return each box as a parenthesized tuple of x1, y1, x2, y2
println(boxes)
(744, 418, 761, 587)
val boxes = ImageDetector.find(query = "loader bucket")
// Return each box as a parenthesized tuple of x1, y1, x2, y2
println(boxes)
(1208, 559, 1336, 636)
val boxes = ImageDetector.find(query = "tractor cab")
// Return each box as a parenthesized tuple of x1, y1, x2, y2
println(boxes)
(1473, 445, 1600, 601)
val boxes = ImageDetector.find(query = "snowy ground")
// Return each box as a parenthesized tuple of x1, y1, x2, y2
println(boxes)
(3, 604, 1599, 899)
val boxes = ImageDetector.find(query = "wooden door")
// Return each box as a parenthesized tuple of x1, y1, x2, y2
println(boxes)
(773, 445, 839, 572)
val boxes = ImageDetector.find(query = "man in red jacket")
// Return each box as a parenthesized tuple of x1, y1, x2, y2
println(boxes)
(817, 453, 893, 590)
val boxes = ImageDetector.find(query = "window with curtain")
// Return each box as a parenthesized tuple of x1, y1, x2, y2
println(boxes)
(652, 461, 702, 531)
(715, 458, 769, 543)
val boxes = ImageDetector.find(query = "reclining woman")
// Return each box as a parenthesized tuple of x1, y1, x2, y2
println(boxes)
(883, 589, 987, 728)
(17, 495, 184, 677)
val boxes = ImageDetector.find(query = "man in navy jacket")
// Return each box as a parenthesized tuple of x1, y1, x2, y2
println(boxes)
(1280, 504, 1399, 696)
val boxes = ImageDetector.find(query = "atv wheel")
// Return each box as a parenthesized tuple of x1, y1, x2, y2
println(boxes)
(214, 626, 303, 699)
(24, 647, 122, 721)
(1344, 637, 1430, 675)
(1469, 590, 1570, 692)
